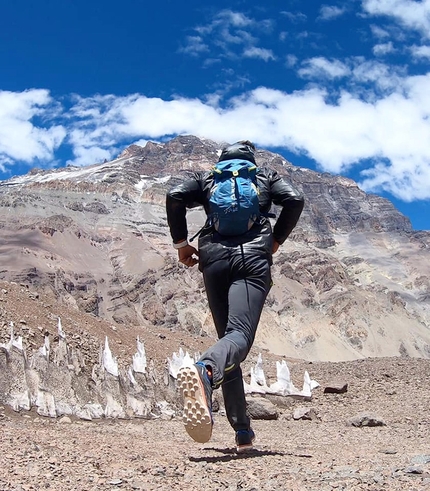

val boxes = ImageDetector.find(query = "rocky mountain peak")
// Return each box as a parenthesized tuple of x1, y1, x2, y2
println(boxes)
(0, 135, 429, 364)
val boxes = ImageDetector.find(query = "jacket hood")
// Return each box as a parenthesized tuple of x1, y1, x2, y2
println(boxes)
(218, 142, 256, 164)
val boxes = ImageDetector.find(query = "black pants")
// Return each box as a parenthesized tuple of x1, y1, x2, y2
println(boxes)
(200, 254, 271, 431)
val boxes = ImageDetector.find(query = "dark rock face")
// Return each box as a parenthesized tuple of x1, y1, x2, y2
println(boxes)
(118, 136, 412, 236)
(0, 135, 429, 362)
(290, 170, 411, 236)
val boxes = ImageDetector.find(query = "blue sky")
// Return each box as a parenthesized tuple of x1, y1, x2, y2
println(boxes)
(1, 0, 430, 230)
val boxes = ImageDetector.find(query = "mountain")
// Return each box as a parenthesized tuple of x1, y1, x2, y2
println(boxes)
(0, 135, 429, 364)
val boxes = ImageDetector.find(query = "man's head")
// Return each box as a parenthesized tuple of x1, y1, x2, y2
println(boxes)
(218, 140, 256, 164)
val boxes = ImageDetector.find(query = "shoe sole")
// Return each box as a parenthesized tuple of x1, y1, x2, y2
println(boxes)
(236, 433, 256, 453)
(236, 442, 254, 453)
(177, 365, 212, 443)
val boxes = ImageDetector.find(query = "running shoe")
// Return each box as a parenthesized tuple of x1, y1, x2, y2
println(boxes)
(177, 362, 213, 443)
(235, 428, 255, 453)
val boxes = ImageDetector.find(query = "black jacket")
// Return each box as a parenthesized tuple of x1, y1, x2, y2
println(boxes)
(166, 168, 304, 271)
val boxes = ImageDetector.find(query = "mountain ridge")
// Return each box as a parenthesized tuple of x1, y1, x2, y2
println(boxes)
(0, 135, 429, 363)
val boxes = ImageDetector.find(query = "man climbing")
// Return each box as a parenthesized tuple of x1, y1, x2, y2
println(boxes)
(166, 140, 304, 452)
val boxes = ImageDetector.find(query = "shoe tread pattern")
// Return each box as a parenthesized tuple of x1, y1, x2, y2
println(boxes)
(177, 366, 212, 443)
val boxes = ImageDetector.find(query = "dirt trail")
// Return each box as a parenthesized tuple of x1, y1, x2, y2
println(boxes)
(2, 357, 430, 491)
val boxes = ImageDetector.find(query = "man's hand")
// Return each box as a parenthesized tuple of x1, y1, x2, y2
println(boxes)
(178, 244, 199, 267)
(272, 240, 280, 254)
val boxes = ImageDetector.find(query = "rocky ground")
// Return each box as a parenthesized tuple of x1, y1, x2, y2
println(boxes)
(1, 282, 430, 490)
(2, 355, 430, 491)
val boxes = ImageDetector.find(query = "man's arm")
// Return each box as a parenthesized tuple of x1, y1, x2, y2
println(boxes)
(166, 174, 205, 266)
(269, 171, 305, 246)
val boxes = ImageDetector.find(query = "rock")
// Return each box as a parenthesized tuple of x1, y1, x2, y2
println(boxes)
(246, 396, 278, 420)
(108, 478, 123, 485)
(348, 413, 386, 427)
(130, 480, 147, 490)
(83, 202, 110, 214)
(293, 407, 319, 421)
(324, 381, 348, 394)
(410, 455, 430, 465)
(403, 466, 423, 474)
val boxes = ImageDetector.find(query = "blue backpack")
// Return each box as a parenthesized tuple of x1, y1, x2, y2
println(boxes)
(208, 159, 260, 236)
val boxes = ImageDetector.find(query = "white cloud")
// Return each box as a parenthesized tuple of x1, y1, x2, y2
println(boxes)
(183, 9, 274, 62)
(298, 57, 350, 79)
(217, 10, 254, 28)
(3, 65, 430, 201)
(411, 44, 430, 60)
(360, 159, 430, 201)
(319, 5, 347, 20)
(0, 89, 65, 173)
(351, 59, 405, 93)
(63, 69, 430, 200)
(243, 47, 276, 61)
(372, 41, 396, 55)
(363, 0, 430, 39)
(195, 10, 255, 38)
(370, 24, 390, 39)
(132, 139, 151, 148)
(68, 144, 112, 167)
(280, 11, 307, 23)
(65, 94, 126, 166)
(179, 36, 209, 56)
(286, 54, 298, 67)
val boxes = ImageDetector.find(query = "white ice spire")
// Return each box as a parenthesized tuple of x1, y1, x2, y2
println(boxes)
(132, 337, 147, 374)
(103, 337, 119, 377)
(167, 347, 195, 378)
(39, 335, 50, 359)
(245, 354, 319, 398)
(6, 322, 23, 351)
(57, 317, 66, 339)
